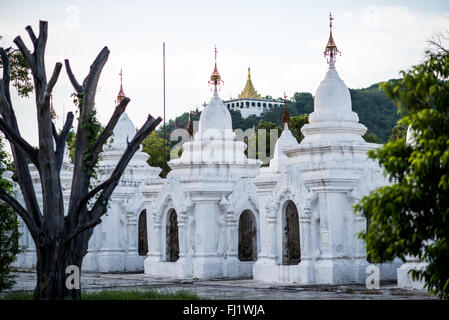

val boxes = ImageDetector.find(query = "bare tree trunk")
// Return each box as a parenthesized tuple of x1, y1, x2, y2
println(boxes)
(0, 21, 162, 299)
(34, 233, 89, 299)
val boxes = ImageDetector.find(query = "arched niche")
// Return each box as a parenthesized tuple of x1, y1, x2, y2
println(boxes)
(138, 210, 148, 256)
(238, 210, 257, 261)
(166, 208, 179, 262)
(282, 200, 301, 265)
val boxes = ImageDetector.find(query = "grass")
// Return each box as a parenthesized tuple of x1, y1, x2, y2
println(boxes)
(1, 289, 204, 300)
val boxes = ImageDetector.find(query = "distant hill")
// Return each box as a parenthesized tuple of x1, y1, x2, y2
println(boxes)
(350, 83, 400, 142)
(157, 81, 400, 144)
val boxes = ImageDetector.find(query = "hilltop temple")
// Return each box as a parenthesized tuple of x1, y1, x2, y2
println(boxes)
(224, 68, 283, 118)
(13, 15, 410, 285)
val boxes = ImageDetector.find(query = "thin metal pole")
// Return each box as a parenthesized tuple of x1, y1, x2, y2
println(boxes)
(162, 42, 166, 177)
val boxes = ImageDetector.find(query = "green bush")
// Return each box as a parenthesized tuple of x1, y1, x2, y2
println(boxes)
(0, 136, 21, 292)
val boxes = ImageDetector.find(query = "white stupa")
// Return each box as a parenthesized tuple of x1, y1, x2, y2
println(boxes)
(144, 48, 262, 279)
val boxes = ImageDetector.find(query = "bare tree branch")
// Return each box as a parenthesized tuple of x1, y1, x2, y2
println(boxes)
(0, 48, 11, 106)
(51, 122, 58, 141)
(55, 112, 74, 171)
(0, 116, 39, 167)
(64, 59, 82, 93)
(25, 25, 37, 48)
(82, 47, 109, 112)
(63, 217, 101, 244)
(89, 114, 162, 222)
(0, 188, 39, 238)
(44, 62, 62, 105)
(13, 36, 34, 70)
(75, 173, 121, 213)
(428, 31, 449, 54)
(0, 79, 12, 116)
(67, 115, 161, 241)
(90, 97, 130, 161)
(36, 21, 48, 59)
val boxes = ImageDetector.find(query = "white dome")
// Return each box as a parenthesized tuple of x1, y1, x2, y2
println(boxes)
(310, 67, 358, 123)
(107, 112, 137, 150)
(269, 124, 299, 172)
(196, 89, 233, 141)
(273, 124, 298, 160)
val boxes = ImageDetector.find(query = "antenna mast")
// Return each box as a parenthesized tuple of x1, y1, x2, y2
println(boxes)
(163, 42, 166, 177)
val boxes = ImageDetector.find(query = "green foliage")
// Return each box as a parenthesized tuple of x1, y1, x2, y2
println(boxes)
(71, 92, 104, 187)
(81, 109, 103, 181)
(66, 130, 76, 163)
(141, 131, 171, 178)
(354, 51, 449, 299)
(0, 48, 33, 98)
(289, 114, 309, 143)
(363, 131, 381, 143)
(1, 289, 204, 300)
(0, 136, 21, 292)
(256, 120, 280, 163)
(388, 124, 407, 142)
(350, 84, 400, 142)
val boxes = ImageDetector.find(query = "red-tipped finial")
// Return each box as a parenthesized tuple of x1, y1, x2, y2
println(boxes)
(186, 110, 194, 139)
(281, 91, 290, 126)
(208, 45, 224, 91)
(116, 68, 126, 104)
(324, 12, 341, 67)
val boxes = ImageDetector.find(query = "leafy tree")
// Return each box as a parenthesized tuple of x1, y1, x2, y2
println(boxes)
(142, 131, 171, 177)
(350, 84, 400, 142)
(0, 46, 33, 97)
(289, 114, 308, 143)
(363, 131, 381, 143)
(354, 50, 449, 299)
(0, 21, 161, 299)
(0, 136, 21, 292)
(388, 123, 407, 142)
(256, 120, 279, 164)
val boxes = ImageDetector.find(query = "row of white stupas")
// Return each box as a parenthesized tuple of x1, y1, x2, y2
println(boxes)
(13, 15, 421, 287)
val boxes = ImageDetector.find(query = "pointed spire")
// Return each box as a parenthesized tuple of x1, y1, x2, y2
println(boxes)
(186, 111, 194, 139)
(238, 67, 262, 99)
(281, 91, 290, 127)
(208, 46, 224, 92)
(116, 68, 126, 104)
(324, 12, 341, 68)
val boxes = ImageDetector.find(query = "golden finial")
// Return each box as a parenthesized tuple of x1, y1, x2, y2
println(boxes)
(324, 12, 341, 67)
(116, 68, 126, 104)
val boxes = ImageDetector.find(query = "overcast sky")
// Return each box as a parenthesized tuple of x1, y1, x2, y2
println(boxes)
(1, 0, 448, 146)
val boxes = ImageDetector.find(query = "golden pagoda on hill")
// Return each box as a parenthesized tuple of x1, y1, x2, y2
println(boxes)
(224, 67, 282, 119)
(238, 68, 262, 99)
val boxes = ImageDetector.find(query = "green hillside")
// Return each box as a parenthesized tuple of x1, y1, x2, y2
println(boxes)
(157, 81, 400, 144)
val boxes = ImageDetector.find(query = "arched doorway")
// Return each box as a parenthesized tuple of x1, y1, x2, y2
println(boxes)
(138, 210, 148, 256)
(166, 209, 179, 262)
(238, 210, 257, 261)
(282, 200, 301, 265)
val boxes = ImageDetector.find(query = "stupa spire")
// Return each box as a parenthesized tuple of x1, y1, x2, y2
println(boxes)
(280, 91, 290, 128)
(186, 110, 194, 139)
(324, 13, 341, 68)
(208, 46, 224, 94)
(238, 67, 262, 99)
(116, 68, 126, 104)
